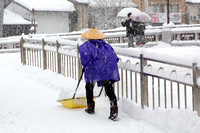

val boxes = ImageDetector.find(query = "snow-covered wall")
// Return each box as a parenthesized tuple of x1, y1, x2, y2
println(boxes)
(35, 11, 70, 34)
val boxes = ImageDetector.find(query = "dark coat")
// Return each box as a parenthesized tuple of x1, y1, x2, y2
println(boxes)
(79, 39, 120, 86)
(121, 19, 137, 37)
(136, 22, 145, 35)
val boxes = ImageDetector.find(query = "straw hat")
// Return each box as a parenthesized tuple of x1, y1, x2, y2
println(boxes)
(81, 28, 105, 39)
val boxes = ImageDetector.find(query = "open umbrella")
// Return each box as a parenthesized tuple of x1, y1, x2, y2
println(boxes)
(117, 7, 141, 17)
(130, 12, 151, 23)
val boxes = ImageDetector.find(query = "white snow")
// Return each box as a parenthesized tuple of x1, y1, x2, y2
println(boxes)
(75, 0, 90, 3)
(186, 0, 200, 3)
(163, 22, 175, 27)
(14, 0, 75, 11)
(1, 43, 200, 133)
(3, 9, 31, 25)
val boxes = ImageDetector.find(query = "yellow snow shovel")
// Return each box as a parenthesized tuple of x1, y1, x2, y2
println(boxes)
(57, 68, 103, 109)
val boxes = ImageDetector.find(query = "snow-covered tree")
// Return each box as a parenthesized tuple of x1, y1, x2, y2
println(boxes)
(89, 0, 137, 30)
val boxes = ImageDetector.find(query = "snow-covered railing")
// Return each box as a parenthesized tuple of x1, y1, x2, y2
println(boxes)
(58, 29, 160, 47)
(0, 36, 21, 53)
(20, 36, 200, 116)
(114, 47, 200, 113)
(2, 24, 200, 52)
(171, 27, 200, 46)
(20, 35, 83, 80)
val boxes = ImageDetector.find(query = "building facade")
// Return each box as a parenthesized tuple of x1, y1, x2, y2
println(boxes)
(68, 0, 89, 32)
(133, 0, 186, 25)
(185, 1, 200, 24)
(6, 0, 75, 34)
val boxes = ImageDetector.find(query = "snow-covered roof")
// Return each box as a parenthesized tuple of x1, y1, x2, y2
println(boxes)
(186, 0, 200, 3)
(3, 9, 31, 25)
(14, 0, 75, 11)
(75, 0, 89, 3)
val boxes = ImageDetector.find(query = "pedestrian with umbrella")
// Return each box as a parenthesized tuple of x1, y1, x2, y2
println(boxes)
(121, 12, 137, 48)
(130, 12, 151, 47)
(79, 28, 120, 120)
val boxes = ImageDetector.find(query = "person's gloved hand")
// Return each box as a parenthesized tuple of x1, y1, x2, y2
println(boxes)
(82, 67, 85, 72)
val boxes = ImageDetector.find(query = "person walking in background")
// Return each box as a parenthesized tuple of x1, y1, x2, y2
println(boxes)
(121, 12, 137, 47)
(79, 28, 120, 120)
(135, 21, 147, 47)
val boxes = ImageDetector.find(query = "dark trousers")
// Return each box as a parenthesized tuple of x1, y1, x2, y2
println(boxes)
(85, 80, 117, 107)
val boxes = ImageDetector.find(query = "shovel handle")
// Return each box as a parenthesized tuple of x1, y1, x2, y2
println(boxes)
(72, 68, 84, 99)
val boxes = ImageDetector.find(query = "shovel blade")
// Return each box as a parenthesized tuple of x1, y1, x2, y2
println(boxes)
(57, 97, 88, 109)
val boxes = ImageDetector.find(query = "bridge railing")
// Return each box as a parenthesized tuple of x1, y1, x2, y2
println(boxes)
(2, 24, 200, 52)
(171, 26, 200, 46)
(20, 35, 200, 116)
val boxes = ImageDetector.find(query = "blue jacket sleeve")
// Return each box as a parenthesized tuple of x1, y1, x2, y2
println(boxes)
(79, 43, 90, 68)
(107, 43, 119, 63)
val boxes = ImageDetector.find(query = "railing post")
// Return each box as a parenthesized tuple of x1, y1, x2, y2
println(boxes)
(177, 34, 180, 41)
(20, 37, 26, 65)
(42, 38, 47, 70)
(56, 40, 61, 74)
(195, 32, 198, 41)
(192, 63, 200, 116)
(140, 54, 148, 109)
(155, 34, 159, 42)
(162, 27, 171, 44)
(119, 36, 123, 43)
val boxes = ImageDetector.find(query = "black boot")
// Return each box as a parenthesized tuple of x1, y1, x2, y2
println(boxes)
(108, 106, 118, 120)
(85, 102, 95, 114)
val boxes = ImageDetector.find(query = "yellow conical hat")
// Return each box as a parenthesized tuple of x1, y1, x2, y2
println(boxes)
(81, 28, 105, 39)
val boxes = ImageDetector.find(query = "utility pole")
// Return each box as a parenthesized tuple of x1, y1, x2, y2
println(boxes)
(0, 0, 4, 37)
(144, 0, 148, 13)
(167, 0, 170, 24)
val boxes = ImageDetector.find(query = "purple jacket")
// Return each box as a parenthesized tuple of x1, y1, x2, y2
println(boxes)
(79, 39, 120, 86)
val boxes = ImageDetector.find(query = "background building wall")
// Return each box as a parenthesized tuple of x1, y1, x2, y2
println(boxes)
(35, 11, 69, 34)
(7, 2, 70, 34)
(133, 0, 186, 25)
(186, 3, 200, 24)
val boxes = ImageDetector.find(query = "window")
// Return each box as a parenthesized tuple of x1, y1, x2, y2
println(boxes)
(170, 5, 178, 13)
(148, 5, 178, 14)
(164, 5, 178, 13)
(197, 14, 200, 20)
(148, 5, 161, 14)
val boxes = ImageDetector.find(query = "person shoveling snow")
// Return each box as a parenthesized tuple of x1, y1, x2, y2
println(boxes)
(79, 28, 120, 120)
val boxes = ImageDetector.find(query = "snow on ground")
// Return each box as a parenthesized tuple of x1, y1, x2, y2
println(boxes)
(1, 45, 200, 133)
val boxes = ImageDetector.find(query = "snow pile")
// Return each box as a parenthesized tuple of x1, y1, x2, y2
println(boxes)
(120, 99, 200, 133)
(163, 22, 175, 27)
